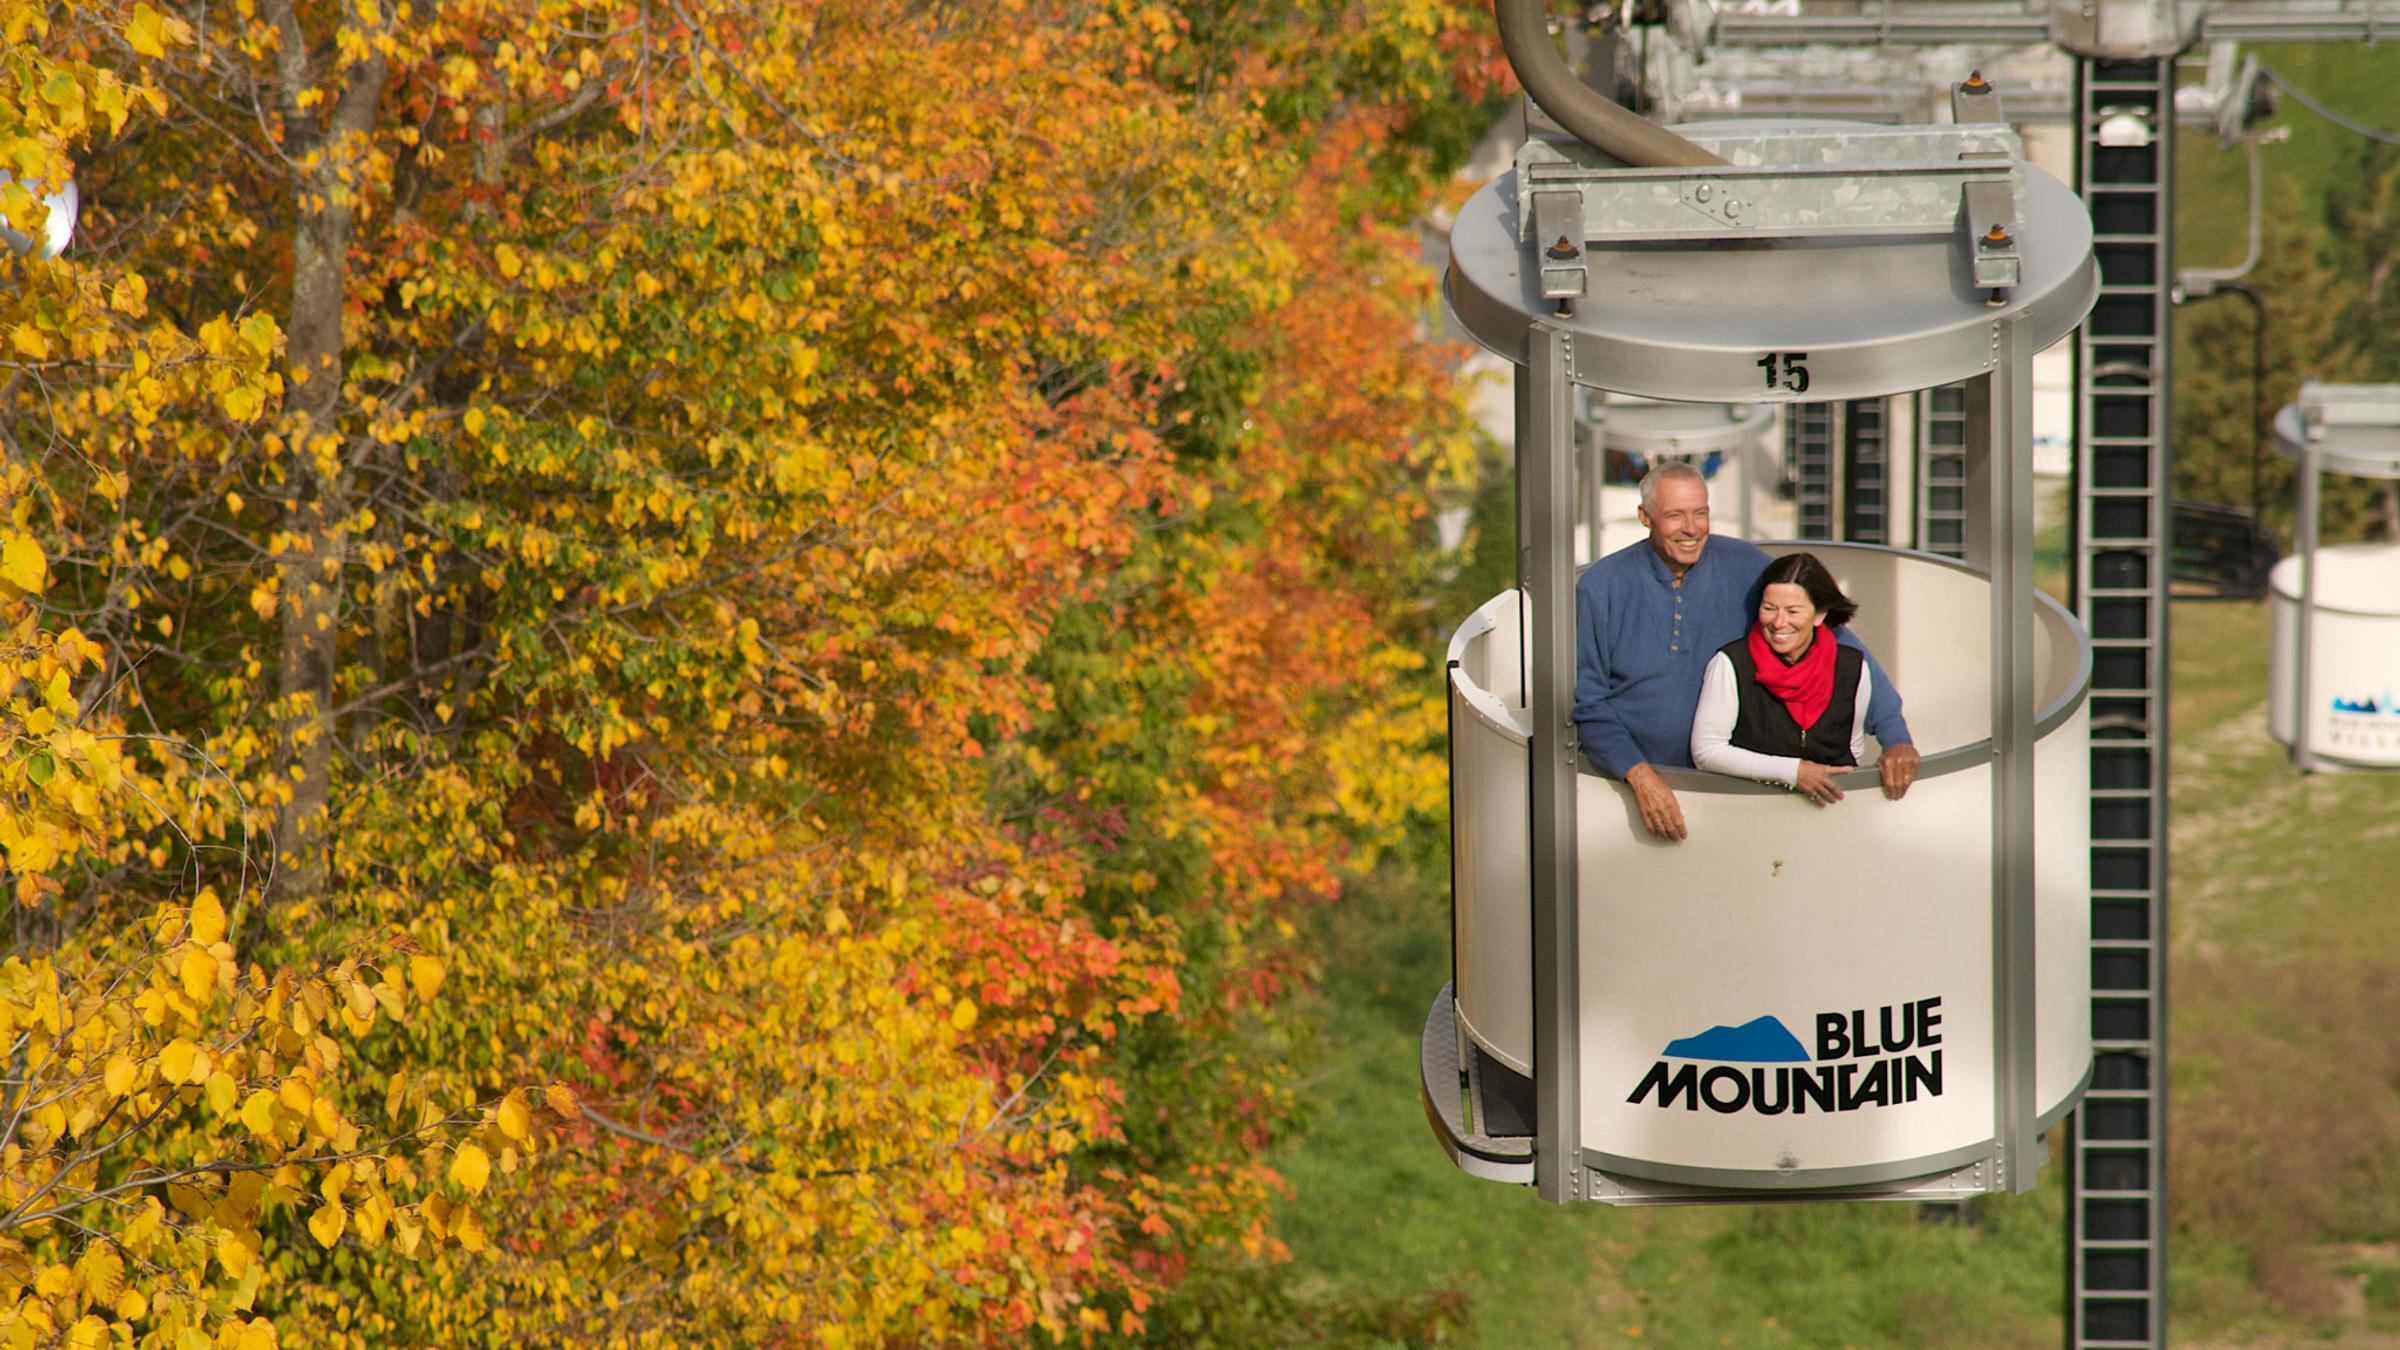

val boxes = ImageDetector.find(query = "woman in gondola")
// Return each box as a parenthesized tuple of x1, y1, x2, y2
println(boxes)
(1690, 551, 1907, 806)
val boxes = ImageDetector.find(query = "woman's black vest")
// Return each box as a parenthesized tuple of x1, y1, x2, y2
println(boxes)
(1718, 637, 1863, 767)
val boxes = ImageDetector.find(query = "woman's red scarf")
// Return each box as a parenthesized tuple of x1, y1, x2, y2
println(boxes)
(1746, 622, 1836, 730)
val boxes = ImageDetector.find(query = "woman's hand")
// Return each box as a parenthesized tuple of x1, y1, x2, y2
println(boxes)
(1795, 761, 1845, 807)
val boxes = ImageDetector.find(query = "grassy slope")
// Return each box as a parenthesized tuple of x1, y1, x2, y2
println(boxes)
(2163, 599, 2400, 1341)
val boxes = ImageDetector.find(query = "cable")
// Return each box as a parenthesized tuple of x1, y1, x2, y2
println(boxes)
(2259, 63, 2400, 146)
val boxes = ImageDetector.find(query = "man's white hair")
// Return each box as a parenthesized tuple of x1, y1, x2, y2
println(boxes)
(1637, 459, 1709, 512)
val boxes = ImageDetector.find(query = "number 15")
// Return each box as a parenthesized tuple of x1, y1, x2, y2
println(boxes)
(1758, 351, 1810, 394)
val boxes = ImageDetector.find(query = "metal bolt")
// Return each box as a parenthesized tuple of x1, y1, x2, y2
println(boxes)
(1724, 200, 1741, 219)
(1695, 183, 1713, 203)
(1547, 234, 1579, 261)
(1982, 223, 2012, 248)
(1961, 70, 1990, 92)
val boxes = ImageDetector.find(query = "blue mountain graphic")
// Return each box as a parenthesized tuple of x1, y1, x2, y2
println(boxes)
(2323, 691, 2400, 715)
(1661, 1015, 1810, 1063)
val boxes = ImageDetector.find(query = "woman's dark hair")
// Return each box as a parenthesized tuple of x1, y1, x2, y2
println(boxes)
(1756, 552, 1858, 628)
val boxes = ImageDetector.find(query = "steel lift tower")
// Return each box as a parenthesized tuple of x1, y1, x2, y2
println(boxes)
(1694, 2, 2396, 1345)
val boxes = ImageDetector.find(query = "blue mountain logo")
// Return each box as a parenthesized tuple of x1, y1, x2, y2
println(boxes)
(1661, 1015, 1810, 1063)
(2330, 691, 2397, 715)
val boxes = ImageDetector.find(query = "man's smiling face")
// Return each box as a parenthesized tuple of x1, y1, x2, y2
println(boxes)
(1638, 473, 1711, 574)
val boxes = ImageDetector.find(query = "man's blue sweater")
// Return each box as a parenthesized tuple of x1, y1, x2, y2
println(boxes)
(1572, 536, 1912, 778)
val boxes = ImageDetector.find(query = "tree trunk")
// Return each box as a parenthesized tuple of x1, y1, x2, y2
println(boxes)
(267, 4, 390, 906)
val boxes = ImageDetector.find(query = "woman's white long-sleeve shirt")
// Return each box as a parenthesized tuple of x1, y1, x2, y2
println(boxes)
(1689, 648, 1872, 788)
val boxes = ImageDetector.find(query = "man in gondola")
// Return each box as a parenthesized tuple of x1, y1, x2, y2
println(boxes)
(1573, 461, 1921, 841)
